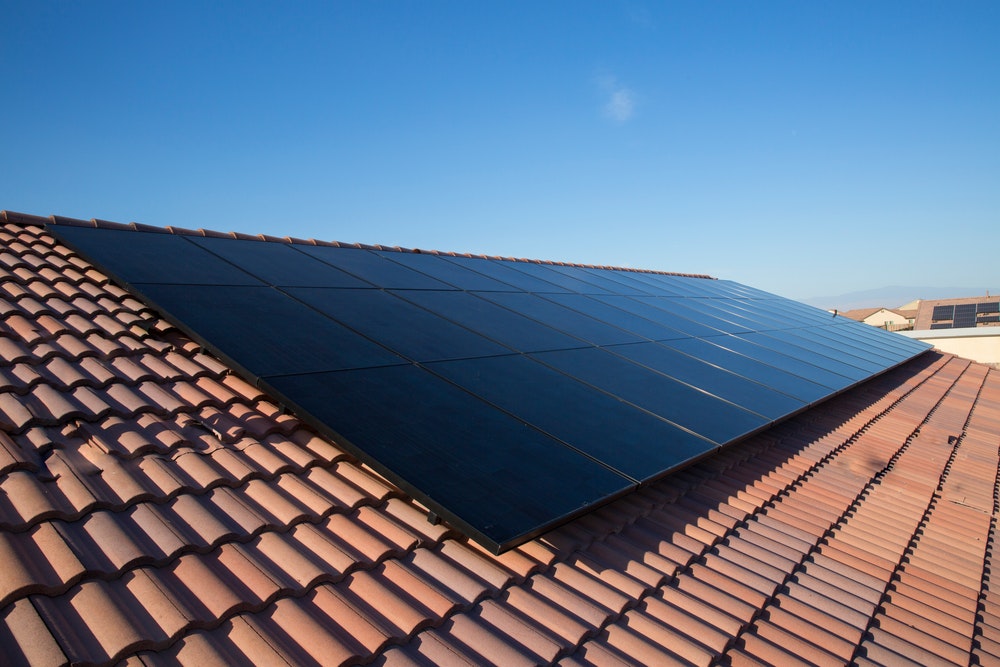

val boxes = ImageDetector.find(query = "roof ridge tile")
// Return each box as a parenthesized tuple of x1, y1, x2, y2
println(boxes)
(198, 228, 236, 239)
(164, 225, 205, 236)
(19, 208, 716, 278)
(2, 211, 51, 226)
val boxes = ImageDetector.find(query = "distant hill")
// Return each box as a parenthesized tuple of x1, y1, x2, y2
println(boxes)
(801, 286, 1000, 312)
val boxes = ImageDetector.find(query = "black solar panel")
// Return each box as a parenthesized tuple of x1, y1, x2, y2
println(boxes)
(48, 224, 932, 553)
(932, 305, 955, 321)
(978, 302, 1000, 314)
(953, 303, 979, 328)
(930, 323, 954, 330)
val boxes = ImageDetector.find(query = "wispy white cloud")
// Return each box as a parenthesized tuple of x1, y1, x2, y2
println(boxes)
(596, 72, 636, 123)
(625, 3, 655, 30)
(606, 88, 636, 122)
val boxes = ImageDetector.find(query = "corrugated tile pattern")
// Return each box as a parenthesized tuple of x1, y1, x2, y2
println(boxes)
(2, 216, 999, 666)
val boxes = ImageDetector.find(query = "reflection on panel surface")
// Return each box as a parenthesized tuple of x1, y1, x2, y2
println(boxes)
(191, 236, 371, 288)
(49, 224, 932, 553)
(132, 284, 405, 377)
(426, 354, 716, 481)
(530, 347, 770, 444)
(287, 288, 509, 363)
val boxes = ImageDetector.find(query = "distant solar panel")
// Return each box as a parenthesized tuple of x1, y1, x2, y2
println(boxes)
(932, 305, 955, 321)
(978, 302, 1000, 314)
(954, 303, 979, 329)
(48, 224, 932, 553)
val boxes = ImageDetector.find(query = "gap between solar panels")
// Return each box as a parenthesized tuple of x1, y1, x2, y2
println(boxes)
(47, 223, 932, 553)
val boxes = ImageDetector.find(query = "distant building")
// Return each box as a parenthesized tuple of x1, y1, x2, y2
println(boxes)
(913, 295, 1000, 330)
(839, 306, 913, 331)
(904, 295, 1000, 367)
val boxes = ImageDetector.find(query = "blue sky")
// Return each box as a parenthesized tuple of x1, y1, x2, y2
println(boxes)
(3, 2, 998, 300)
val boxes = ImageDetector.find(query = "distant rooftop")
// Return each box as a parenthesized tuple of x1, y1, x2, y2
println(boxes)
(914, 296, 1000, 331)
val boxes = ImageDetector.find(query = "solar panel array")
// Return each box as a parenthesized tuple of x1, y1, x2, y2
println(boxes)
(49, 225, 932, 552)
(930, 301, 1000, 329)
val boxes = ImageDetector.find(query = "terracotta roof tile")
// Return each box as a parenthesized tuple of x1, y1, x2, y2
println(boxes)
(860, 623, 961, 666)
(885, 581, 976, 629)
(1, 598, 70, 666)
(378, 632, 478, 666)
(748, 619, 848, 665)
(583, 539, 667, 590)
(479, 598, 569, 663)
(782, 577, 873, 632)
(1, 212, 998, 664)
(879, 600, 972, 656)
(898, 561, 981, 607)
(766, 595, 861, 660)
(323, 510, 407, 564)
(266, 588, 389, 663)
(632, 591, 734, 654)
(503, 586, 593, 648)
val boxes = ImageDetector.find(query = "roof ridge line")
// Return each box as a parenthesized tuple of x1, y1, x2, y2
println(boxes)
(2, 209, 716, 280)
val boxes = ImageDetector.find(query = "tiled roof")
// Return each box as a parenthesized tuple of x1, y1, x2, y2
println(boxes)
(840, 308, 908, 323)
(2, 213, 999, 665)
(839, 308, 884, 322)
